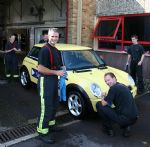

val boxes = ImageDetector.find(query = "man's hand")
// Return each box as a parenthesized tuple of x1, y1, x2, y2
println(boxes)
(138, 61, 142, 66)
(138, 54, 144, 66)
(56, 70, 65, 76)
(100, 92, 108, 106)
(13, 48, 18, 51)
(13, 48, 21, 52)
(5, 49, 14, 53)
(101, 98, 108, 106)
(101, 92, 107, 98)
(0, 50, 5, 53)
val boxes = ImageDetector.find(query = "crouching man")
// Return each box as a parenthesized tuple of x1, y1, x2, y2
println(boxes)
(96, 72, 138, 137)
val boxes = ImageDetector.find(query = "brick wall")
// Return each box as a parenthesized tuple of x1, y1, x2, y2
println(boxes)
(82, 0, 96, 47)
(68, 0, 78, 44)
(96, 0, 150, 16)
(68, 0, 96, 47)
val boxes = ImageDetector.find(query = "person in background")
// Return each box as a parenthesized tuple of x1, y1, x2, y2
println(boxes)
(126, 35, 145, 94)
(37, 28, 65, 144)
(4, 34, 21, 81)
(96, 72, 138, 137)
(39, 34, 48, 43)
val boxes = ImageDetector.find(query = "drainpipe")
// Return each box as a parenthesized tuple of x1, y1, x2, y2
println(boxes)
(93, 16, 98, 50)
(66, 0, 69, 44)
(77, 0, 82, 45)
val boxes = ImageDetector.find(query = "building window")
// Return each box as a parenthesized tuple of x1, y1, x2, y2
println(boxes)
(93, 14, 150, 54)
(94, 17, 122, 39)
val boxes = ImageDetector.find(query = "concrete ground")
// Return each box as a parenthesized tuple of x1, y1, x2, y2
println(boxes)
(0, 79, 150, 147)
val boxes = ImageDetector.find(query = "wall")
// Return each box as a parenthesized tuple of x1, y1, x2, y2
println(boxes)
(96, 51, 150, 79)
(96, 0, 150, 16)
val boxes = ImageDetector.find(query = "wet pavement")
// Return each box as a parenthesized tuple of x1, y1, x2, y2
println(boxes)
(0, 79, 150, 147)
(0, 81, 38, 132)
(6, 92, 150, 147)
(0, 80, 67, 132)
(6, 93, 150, 147)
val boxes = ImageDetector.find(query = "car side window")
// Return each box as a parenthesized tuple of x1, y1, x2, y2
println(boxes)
(28, 47, 41, 60)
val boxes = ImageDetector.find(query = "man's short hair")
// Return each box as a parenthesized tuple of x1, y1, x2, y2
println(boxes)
(104, 72, 116, 79)
(9, 34, 16, 38)
(48, 28, 59, 35)
(131, 35, 138, 39)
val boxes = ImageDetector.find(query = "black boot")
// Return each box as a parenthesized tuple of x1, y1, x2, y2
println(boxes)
(122, 126, 131, 137)
(102, 127, 114, 137)
(37, 134, 55, 144)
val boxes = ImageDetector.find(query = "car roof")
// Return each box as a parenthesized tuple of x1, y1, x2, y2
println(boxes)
(34, 43, 92, 51)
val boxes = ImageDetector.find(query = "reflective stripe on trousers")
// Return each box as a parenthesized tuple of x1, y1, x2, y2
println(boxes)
(37, 77, 48, 134)
(37, 76, 57, 134)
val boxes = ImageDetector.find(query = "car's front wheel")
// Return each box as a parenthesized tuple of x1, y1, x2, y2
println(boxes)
(67, 91, 86, 119)
(20, 68, 31, 89)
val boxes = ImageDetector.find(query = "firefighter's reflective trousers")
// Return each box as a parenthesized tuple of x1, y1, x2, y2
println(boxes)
(37, 75, 59, 134)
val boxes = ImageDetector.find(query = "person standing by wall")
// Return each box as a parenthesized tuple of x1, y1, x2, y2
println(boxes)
(96, 72, 138, 137)
(39, 34, 48, 43)
(126, 35, 145, 94)
(4, 34, 21, 80)
(37, 28, 65, 144)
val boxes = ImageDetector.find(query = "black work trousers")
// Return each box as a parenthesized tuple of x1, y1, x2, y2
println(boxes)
(5, 54, 19, 77)
(37, 75, 59, 134)
(130, 61, 144, 92)
(96, 102, 137, 129)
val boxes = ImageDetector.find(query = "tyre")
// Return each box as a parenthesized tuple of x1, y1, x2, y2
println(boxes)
(67, 91, 87, 119)
(20, 68, 31, 89)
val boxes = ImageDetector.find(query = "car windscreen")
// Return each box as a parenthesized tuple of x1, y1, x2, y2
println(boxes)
(61, 50, 105, 70)
(27, 46, 41, 60)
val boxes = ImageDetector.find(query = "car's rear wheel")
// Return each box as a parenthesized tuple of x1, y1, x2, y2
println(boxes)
(20, 68, 31, 89)
(67, 91, 86, 119)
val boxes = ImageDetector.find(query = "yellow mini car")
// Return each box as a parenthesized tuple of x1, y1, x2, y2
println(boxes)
(20, 43, 137, 118)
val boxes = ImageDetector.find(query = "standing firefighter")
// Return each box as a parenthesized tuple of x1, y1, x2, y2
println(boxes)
(126, 35, 145, 94)
(5, 34, 21, 80)
(37, 28, 65, 144)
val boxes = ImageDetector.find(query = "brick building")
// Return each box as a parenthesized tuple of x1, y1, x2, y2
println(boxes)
(0, 0, 149, 78)
(0, 0, 96, 51)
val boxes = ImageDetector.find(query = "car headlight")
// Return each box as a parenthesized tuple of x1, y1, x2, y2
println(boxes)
(128, 74, 135, 86)
(90, 83, 102, 98)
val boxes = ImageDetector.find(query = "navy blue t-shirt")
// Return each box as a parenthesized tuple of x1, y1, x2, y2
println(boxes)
(38, 43, 62, 70)
(104, 83, 138, 119)
(127, 44, 144, 63)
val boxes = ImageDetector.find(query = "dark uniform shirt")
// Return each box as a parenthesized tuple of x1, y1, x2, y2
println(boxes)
(5, 41, 20, 56)
(38, 43, 62, 72)
(104, 83, 138, 119)
(127, 44, 144, 63)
